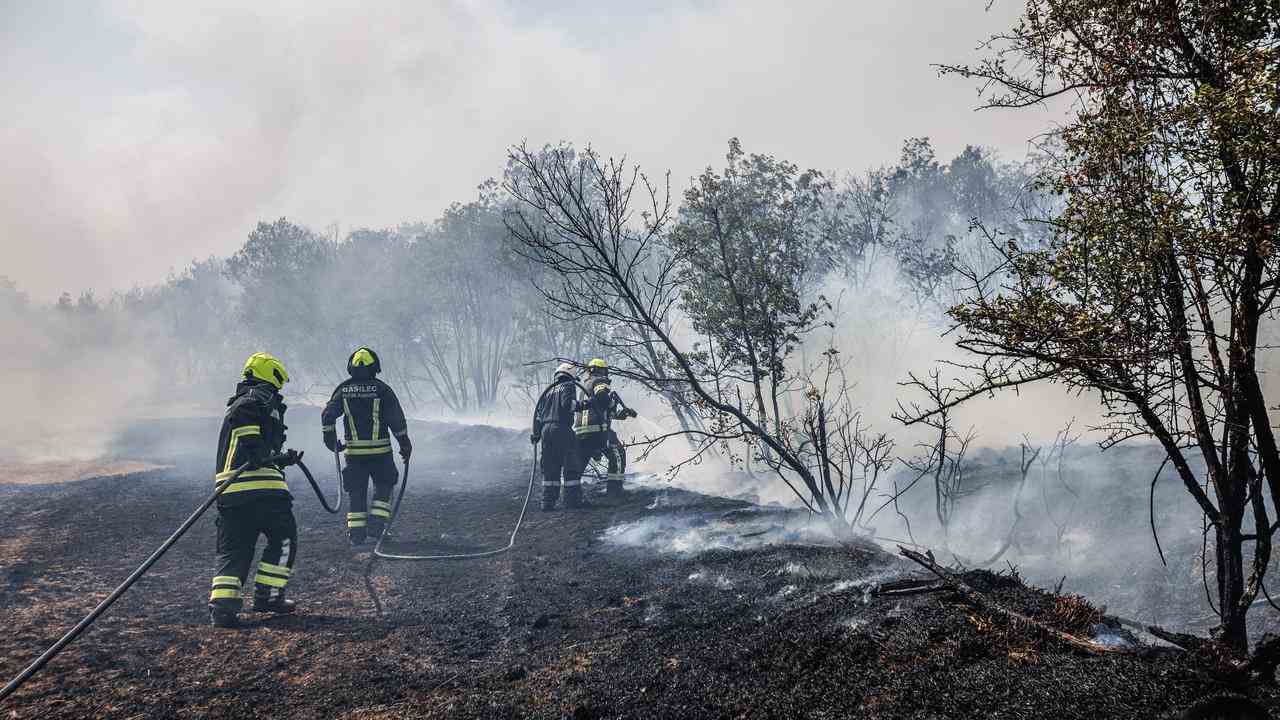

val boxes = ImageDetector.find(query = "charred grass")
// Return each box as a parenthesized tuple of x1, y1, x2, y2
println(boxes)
(0, 423, 1275, 718)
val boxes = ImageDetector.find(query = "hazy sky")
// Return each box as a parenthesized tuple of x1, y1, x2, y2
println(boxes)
(2, 1, 1057, 302)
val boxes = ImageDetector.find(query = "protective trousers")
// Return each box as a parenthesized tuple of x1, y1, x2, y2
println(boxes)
(209, 497, 298, 610)
(539, 423, 582, 509)
(343, 453, 399, 542)
(576, 430, 626, 497)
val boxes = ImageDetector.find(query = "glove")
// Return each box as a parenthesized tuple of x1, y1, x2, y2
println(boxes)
(626, 408, 639, 419)
(323, 429, 338, 452)
(398, 436, 413, 462)
(272, 449, 303, 467)
(530, 433, 541, 445)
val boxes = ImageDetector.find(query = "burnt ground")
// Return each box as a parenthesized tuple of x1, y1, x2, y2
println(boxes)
(1, 420, 1278, 719)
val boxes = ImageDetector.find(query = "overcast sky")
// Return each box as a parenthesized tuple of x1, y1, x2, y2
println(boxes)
(2, 0, 1058, 302)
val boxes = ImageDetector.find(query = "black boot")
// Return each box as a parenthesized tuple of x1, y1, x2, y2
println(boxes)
(253, 593, 297, 614)
(367, 520, 386, 543)
(541, 484, 560, 511)
(349, 528, 367, 547)
(209, 605, 239, 628)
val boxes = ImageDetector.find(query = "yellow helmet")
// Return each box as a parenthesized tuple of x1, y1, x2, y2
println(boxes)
(243, 352, 289, 389)
(587, 358, 608, 371)
(347, 347, 381, 376)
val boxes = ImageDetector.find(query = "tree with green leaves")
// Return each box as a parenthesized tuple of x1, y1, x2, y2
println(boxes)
(225, 217, 336, 393)
(908, 0, 1280, 656)
(159, 258, 242, 390)
(834, 137, 1050, 311)
(669, 138, 834, 442)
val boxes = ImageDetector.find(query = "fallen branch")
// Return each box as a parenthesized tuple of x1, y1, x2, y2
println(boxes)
(1146, 625, 1214, 653)
(878, 581, 947, 597)
(897, 546, 1142, 656)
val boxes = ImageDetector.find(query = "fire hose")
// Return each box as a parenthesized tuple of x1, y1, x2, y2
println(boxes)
(364, 374, 633, 564)
(0, 454, 339, 705)
(359, 380, 573, 567)
(298, 454, 340, 514)
(364, 451, 538, 564)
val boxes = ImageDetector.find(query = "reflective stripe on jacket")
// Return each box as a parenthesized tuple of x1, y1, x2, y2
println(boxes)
(322, 377, 408, 457)
(215, 380, 290, 505)
(575, 375, 614, 436)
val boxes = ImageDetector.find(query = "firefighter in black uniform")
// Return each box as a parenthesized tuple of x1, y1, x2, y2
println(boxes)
(321, 347, 412, 546)
(531, 363, 583, 510)
(209, 352, 304, 629)
(572, 358, 636, 499)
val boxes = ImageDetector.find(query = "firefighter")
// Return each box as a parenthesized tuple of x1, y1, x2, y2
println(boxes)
(321, 347, 413, 546)
(572, 358, 637, 500)
(531, 363, 582, 510)
(209, 352, 305, 629)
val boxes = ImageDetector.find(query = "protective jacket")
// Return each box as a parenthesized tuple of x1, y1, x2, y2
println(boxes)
(533, 374, 579, 434)
(321, 377, 409, 458)
(575, 375, 625, 436)
(215, 379, 290, 507)
(534, 372, 583, 510)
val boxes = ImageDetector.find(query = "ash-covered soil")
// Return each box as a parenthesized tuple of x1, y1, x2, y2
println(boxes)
(0, 420, 1276, 719)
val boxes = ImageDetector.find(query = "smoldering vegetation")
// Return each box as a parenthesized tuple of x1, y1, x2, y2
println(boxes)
(6, 421, 1258, 719)
(602, 441, 1241, 641)
(875, 442, 1242, 638)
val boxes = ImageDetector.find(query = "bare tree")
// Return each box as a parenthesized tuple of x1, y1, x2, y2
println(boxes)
(503, 142, 709, 442)
(398, 199, 522, 413)
(958, 439, 1040, 568)
(897, 370, 981, 549)
(1039, 420, 1082, 559)
(794, 354, 896, 530)
(502, 141, 880, 531)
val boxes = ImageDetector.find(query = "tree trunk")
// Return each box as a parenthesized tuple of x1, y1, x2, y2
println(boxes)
(1216, 519, 1249, 655)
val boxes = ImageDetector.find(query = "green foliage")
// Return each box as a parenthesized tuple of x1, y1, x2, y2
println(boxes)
(669, 138, 833, 424)
(834, 138, 1050, 309)
(933, 0, 1280, 654)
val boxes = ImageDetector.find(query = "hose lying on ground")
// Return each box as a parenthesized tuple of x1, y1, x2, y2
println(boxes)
(366, 449, 538, 563)
(0, 462, 251, 705)
(360, 452, 538, 614)
(362, 379, 567, 567)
